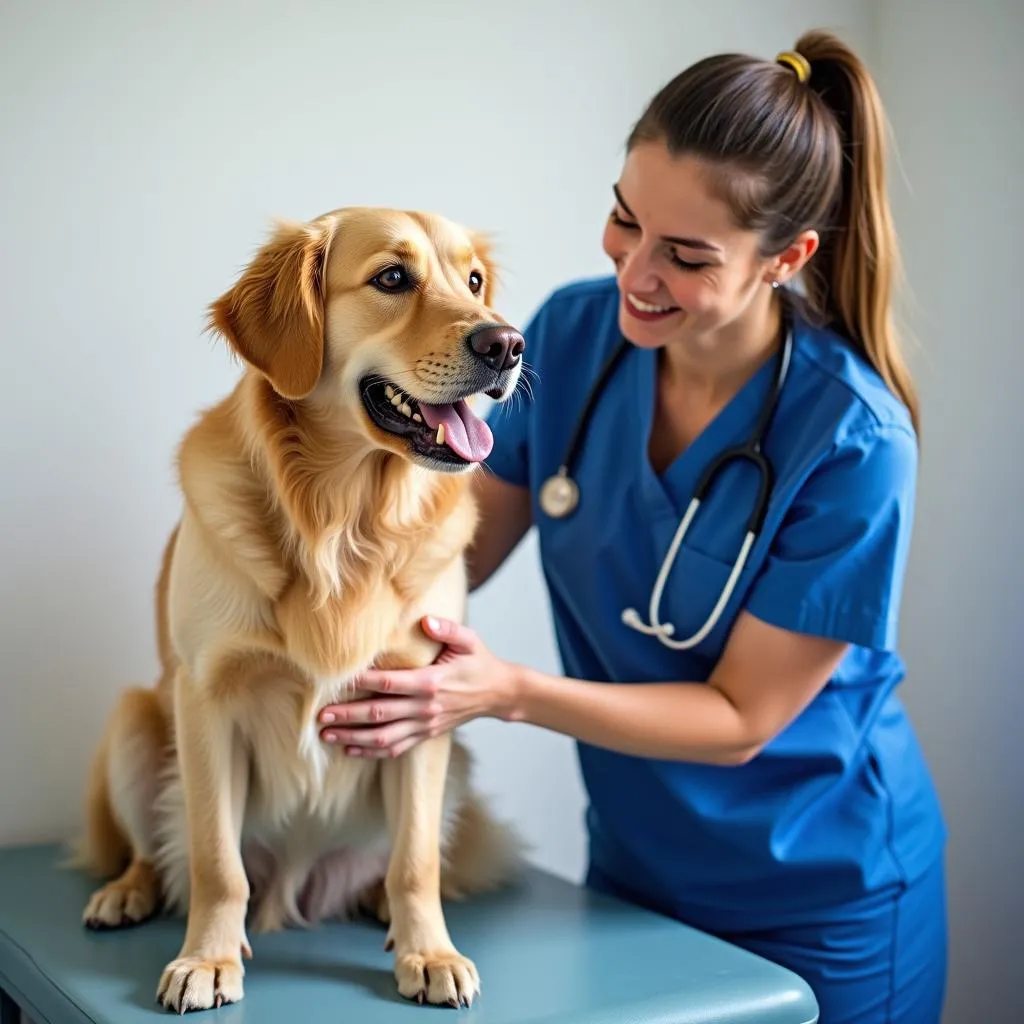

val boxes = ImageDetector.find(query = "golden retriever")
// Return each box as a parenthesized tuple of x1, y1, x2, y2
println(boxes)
(71, 206, 528, 1012)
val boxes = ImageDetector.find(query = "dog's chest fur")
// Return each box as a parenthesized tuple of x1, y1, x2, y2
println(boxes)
(158, 407, 477, 923)
(157, 547, 449, 925)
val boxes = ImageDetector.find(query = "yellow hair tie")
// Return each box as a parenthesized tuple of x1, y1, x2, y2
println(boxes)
(776, 50, 811, 83)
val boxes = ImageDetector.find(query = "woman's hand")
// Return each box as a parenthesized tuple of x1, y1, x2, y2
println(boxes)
(318, 616, 520, 759)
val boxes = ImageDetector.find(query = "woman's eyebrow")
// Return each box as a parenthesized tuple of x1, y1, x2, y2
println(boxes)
(612, 184, 722, 253)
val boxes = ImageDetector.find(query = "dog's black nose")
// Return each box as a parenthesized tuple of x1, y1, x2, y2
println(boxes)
(465, 324, 524, 373)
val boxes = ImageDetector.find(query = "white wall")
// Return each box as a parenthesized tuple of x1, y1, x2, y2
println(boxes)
(871, 3, 1024, 1019)
(0, 0, 871, 879)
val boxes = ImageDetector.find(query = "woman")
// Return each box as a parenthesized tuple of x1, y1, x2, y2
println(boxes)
(320, 29, 948, 1023)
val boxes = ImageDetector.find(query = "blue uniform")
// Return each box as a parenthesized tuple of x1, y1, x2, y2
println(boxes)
(484, 275, 947, 1022)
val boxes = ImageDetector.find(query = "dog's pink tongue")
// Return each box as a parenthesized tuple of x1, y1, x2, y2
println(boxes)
(418, 399, 493, 462)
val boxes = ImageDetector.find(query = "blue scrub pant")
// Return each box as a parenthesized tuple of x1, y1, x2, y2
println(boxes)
(588, 856, 947, 1023)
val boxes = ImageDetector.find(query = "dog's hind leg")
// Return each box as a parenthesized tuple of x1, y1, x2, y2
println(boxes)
(77, 686, 170, 930)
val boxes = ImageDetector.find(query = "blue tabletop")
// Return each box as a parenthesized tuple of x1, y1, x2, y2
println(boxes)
(0, 843, 817, 1023)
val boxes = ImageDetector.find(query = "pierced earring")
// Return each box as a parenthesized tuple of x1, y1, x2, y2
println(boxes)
(771, 280, 780, 289)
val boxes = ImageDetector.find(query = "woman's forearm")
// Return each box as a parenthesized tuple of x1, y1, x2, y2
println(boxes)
(507, 666, 760, 765)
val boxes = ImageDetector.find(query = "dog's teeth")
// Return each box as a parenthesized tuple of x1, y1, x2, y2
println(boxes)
(399, 402, 412, 417)
(390, 393, 402, 407)
(435, 424, 445, 445)
(384, 385, 395, 399)
(412, 413, 422, 423)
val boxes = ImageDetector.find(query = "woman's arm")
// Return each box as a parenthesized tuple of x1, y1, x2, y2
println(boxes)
(511, 610, 848, 764)
(464, 471, 532, 592)
(323, 422, 911, 763)
(319, 611, 848, 765)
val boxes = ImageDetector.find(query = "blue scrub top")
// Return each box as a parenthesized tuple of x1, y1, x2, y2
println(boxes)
(484, 275, 946, 931)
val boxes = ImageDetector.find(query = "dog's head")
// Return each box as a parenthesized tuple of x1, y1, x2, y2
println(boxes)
(208, 207, 524, 473)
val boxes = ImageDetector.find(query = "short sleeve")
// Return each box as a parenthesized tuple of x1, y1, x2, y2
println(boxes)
(744, 425, 918, 651)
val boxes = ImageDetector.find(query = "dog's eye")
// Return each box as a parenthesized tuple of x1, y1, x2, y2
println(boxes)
(371, 266, 411, 292)
(468, 271, 483, 295)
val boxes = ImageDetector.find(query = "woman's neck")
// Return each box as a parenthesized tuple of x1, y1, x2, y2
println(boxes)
(645, 289, 784, 474)
(660, 289, 783, 404)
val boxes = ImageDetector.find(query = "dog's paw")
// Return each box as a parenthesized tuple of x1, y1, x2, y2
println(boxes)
(156, 955, 244, 1013)
(395, 950, 480, 1007)
(83, 876, 158, 930)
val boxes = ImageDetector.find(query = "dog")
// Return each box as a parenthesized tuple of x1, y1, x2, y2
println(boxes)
(71, 206, 528, 1012)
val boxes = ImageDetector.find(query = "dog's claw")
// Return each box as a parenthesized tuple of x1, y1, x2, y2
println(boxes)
(396, 952, 479, 1007)
(82, 874, 158, 932)
(157, 955, 244, 1014)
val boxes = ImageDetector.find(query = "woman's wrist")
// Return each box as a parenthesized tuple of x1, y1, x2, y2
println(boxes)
(494, 659, 534, 723)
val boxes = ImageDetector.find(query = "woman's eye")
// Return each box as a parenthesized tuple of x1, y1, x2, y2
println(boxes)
(371, 266, 411, 292)
(468, 270, 483, 294)
(610, 210, 637, 229)
(609, 211, 705, 271)
(669, 251, 710, 272)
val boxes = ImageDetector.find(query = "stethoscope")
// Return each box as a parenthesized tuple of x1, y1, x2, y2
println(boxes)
(538, 308, 793, 650)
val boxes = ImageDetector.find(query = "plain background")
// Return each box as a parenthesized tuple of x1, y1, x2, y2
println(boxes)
(1, 1, 1020, 1019)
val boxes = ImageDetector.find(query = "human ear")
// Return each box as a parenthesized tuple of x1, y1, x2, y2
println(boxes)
(764, 229, 820, 287)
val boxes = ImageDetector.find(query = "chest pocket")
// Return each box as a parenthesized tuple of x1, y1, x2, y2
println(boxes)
(622, 537, 751, 662)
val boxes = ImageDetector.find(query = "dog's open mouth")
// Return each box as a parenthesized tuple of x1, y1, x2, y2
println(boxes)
(360, 378, 494, 466)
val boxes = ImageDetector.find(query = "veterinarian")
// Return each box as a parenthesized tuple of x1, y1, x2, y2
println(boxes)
(319, 29, 947, 1023)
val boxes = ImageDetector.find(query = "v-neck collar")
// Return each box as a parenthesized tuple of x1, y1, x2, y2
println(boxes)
(632, 340, 782, 521)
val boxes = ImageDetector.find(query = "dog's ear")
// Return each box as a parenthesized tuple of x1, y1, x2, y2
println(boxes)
(470, 231, 500, 309)
(208, 218, 336, 400)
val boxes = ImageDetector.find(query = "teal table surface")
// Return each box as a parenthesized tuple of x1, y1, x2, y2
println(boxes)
(0, 843, 817, 1023)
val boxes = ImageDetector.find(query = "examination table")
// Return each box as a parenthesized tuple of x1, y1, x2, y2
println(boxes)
(0, 843, 818, 1023)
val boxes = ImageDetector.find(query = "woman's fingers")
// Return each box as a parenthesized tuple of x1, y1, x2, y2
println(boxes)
(347, 733, 423, 760)
(325, 716, 425, 756)
(344, 664, 442, 700)
(319, 697, 435, 730)
(421, 615, 478, 654)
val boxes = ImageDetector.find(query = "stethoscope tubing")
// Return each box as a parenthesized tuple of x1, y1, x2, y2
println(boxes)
(540, 309, 794, 650)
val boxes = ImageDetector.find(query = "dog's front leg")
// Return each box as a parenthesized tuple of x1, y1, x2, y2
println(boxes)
(381, 734, 479, 1007)
(157, 667, 250, 1013)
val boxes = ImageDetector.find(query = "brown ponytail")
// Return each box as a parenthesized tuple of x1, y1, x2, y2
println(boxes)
(627, 29, 920, 435)
(796, 30, 919, 436)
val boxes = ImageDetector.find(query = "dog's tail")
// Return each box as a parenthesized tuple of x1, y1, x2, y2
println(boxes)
(441, 742, 530, 900)
(442, 793, 529, 900)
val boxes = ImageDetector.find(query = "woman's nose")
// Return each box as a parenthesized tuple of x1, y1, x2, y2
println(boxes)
(618, 248, 661, 295)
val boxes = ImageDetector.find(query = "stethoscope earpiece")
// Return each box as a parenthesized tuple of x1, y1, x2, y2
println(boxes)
(539, 308, 794, 650)
(620, 607, 676, 637)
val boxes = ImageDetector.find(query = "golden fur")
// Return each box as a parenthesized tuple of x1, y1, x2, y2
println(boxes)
(72, 207, 527, 1011)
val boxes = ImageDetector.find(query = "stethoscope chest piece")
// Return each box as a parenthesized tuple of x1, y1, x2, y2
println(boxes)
(539, 468, 579, 519)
